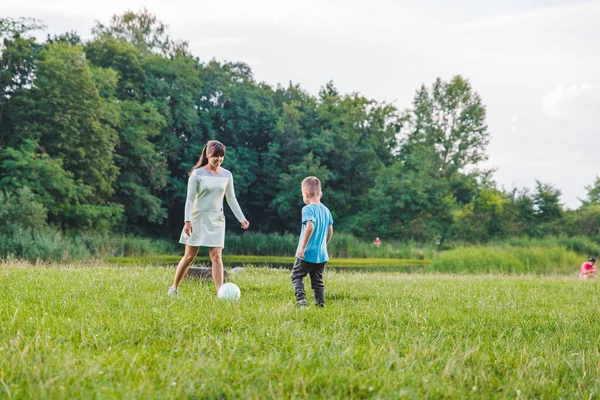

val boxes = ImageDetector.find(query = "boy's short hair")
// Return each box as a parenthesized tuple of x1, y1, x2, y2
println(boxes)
(302, 176, 322, 196)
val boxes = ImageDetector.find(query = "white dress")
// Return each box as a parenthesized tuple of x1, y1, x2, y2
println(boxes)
(179, 167, 246, 248)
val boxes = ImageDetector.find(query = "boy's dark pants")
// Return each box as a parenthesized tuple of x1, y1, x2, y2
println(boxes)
(291, 258, 326, 305)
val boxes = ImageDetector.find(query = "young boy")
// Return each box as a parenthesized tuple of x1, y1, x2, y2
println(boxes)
(292, 176, 334, 307)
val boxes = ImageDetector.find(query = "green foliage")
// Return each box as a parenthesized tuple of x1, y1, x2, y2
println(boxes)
(356, 163, 454, 241)
(312, 86, 400, 232)
(501, 188, 539, 237)
(399, 76, 489, 180)
(451, 188, 507, 242)
(112, 100, 168, 226)
(533, 180, 563, 222)
(564, 205, 600, 238)
(91, 7, 187, 56)
(0, 18, 44, 145)
(0, 18, 45, 98)
(0, 139, 83, 222)
(14, 42, 119, 201)
(272, 152, 331, 231)
(62, 204, 124, 231)
(0, 187, 48, 234)
(85, 36, 146, 100)
(581, 176, 600, 206)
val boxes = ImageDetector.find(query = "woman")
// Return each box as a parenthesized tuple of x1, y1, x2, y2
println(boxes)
(580, 257, 597, 279)
(168, 140, 249, 295)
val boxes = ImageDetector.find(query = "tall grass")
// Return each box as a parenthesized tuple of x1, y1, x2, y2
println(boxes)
(3, 227, 596, 271)
(0, 229, 433, 261)
(0, 228, 177, 261)
(225, 232, 434, 259)
(505, 235, 600, 258)
(431, 246, 582, 274)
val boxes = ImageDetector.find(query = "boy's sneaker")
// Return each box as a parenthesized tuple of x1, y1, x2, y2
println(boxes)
(315, 303, 324, 308)
(167, 286, 178, 296)
(296, 299, 307, 307)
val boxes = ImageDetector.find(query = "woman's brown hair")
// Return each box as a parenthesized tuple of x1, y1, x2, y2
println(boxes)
(189, 140, 226, 176)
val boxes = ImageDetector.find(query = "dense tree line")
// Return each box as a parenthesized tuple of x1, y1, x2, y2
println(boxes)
(1, 11, 599, 243)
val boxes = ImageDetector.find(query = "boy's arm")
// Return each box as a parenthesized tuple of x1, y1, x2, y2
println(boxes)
(297, 221, 315, 259)
(326, 225, 333, 245)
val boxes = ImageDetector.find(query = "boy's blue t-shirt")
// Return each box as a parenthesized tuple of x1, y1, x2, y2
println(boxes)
(296, 203, 334, 264)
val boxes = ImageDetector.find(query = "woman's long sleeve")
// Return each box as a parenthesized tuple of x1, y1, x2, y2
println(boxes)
(184, 174, 198, 222)
(225, 174, 246, 222)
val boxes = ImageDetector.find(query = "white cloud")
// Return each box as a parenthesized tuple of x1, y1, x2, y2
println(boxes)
(449, 0, 600, 35)
(189, 36, 246, 48)
(541, 84, 600, 120)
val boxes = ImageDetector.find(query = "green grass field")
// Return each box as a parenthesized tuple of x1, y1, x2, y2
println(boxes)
(1, 264, 599, 398)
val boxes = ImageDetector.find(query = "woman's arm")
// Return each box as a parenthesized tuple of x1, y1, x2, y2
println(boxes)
(225, 172, 249, 229)
(225, 173, 247, 223)
(183, 174, 198, 235)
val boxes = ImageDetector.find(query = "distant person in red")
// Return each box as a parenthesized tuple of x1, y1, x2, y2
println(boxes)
(580, 257, 597, 279)
(374, 237, 381, 248)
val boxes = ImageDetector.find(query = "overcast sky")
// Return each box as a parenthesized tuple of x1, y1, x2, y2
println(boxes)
(2, 0, 599, 208)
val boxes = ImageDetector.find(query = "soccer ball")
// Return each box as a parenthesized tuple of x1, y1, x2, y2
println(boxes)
(218, 283, 241, 301)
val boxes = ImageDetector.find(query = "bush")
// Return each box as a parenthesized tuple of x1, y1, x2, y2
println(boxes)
(0, 187, 48, 234)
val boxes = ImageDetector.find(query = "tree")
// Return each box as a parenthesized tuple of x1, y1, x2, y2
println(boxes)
(0, 18, 44, 142)
(565, 205, 600, 238)
(451, 188, 506, 242)
(46, 31, 81, 46)
(92, 8, 187, 56)
(259, 83, 321, 231)
(501, 188, 538, 237)
(313, 83, 400, 231)
(393, 76, 491, 242)
(581, 176, 600, 206)
(13, 42, 119, 202)
(84, 34, 169, 230)
(533, 181, 563, 222)
(85, 36, 146, 101)
(272, 152, 331, 232)
(0, 187, 48, 234)
(356, 162, 455, 241)
(0, 139, 80, 223)
(114, 100, 168, 227)
(399, 76, 489, 180)
(0, 138, 124, 229)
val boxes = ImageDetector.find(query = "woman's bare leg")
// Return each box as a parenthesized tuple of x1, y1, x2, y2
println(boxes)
(172, 245, 200, 289)
(209, 247, 224, 292)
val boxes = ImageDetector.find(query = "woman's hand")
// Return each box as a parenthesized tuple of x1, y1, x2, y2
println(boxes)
(241, 220, 250, 230)
(184, 221, 193, 236)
